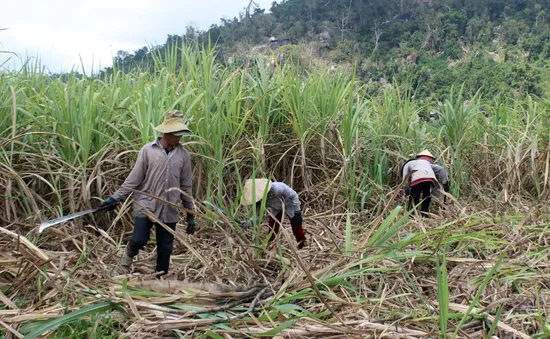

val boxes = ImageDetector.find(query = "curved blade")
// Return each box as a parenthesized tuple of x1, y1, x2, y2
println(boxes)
(203, 200, 242, 224)
(38, 208, 97, 233)
(203, 200, 229, 216)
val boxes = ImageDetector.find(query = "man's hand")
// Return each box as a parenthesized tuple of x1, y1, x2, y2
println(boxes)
(443, 182, 450, 193)
(404, 186, 411, 196)
(186, 219, 196, 235)
(100, 197, 118, 211)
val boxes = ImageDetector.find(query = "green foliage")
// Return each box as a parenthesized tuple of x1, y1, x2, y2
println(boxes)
(46, 316, 119, 338)
(21, 301, 123, 339)
(96, 0, 550, 100)
(330, 40, 359, 64)
(436, 250, 449, 337)
(3, 32, 550, 223)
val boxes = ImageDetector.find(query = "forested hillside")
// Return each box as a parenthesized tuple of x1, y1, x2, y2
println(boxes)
(106, 0, 550, 99)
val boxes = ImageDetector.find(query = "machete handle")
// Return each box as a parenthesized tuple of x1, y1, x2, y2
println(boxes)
(96, 201, 120, 212)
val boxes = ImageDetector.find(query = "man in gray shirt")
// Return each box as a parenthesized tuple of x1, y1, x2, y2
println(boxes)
(101, 110, 195, 276)
(240, 178, 307, 249)
(402, 150, 449, 216)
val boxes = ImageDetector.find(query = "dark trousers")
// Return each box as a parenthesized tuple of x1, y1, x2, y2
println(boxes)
(126, 217, 176, 276)
(409, 182, 433, 217)
(267, 211, 307, 249)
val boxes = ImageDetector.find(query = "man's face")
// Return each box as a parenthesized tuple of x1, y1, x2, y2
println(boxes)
(164, 133, 182, 148)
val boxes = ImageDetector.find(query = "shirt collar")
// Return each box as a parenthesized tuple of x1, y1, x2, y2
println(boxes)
(153, 137, 162, 148)
(153, 137, 181, 150)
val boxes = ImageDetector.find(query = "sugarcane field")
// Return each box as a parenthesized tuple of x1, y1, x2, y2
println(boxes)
(1, 35, 550, 339)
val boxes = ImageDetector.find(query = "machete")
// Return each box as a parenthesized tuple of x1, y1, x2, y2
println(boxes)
(203, 200, 244, 225)
(38, 203, 119, 233)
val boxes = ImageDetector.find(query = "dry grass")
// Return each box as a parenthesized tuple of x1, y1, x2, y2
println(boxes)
(1, 192, 549, 338)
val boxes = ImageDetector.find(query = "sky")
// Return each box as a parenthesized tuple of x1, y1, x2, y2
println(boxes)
(0, 0, 273, 73)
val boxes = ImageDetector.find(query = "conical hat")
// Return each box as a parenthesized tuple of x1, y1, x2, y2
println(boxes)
(240, 178, 272, 205)
(154, 110, 191, 134)
(417, 150, 435, 159)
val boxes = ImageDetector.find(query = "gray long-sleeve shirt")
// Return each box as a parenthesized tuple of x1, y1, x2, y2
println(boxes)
(431, 164, 448, 185)
(266, 182, 301, 217)
(248, 182, 301, 226)
(111, 138, 194, 223)
(402, 159, 448, 190)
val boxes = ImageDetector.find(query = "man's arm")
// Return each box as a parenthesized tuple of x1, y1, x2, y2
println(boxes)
(431, 164, 448, 184)
(402, 162, 411, 193)
(180, 151, 194, 221)
(289, 188, 301, 212)
(431, 164, 450, 192)
(110, 147, 148, 202)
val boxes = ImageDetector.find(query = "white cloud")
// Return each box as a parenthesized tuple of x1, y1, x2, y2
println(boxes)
(0, 0, 274, 73)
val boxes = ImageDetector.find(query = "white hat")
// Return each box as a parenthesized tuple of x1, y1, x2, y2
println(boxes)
(240, 178, 272, 205)
(417, 150, 435, 159)
(154, 110, 191, 135)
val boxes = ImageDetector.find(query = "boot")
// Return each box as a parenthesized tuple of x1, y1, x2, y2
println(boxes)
(111, 250, 133, 276)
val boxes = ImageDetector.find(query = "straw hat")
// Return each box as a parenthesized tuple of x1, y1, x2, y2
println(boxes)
(240, 178, 272, 205)
(154, 110, 191, 135)
(417, 150, 435, 159)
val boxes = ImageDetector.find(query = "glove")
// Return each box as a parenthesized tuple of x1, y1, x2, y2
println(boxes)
(404, 186, 411, 195)
(443, 182, 450, 193)
(100, 197, 118, 211)
(186, 219, 196, 235)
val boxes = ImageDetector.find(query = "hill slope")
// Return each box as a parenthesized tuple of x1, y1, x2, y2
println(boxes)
(106, 0, 550, 99)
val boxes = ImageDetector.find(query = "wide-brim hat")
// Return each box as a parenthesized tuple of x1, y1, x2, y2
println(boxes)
(417, 150, 435, 159)
(154, 110, 191, 135)
(240, 178, 272, 205)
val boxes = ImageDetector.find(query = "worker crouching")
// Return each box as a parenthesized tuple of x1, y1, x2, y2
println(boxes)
(240, 178, 307, 249)
(402, 150, 450, 217)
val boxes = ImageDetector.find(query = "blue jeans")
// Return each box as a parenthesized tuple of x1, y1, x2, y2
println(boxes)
(126, 217, 176, 276)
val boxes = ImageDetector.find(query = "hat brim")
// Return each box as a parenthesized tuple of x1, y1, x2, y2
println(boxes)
(172, 130, 190, 136)
(154, 122, 190, 134)
(240, 179, 272, 205)
(416, 150, 436, 159)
